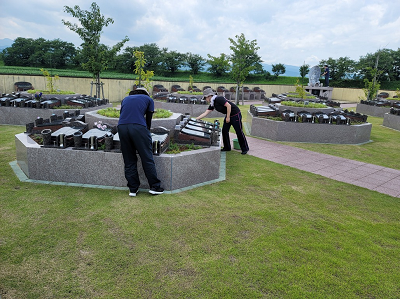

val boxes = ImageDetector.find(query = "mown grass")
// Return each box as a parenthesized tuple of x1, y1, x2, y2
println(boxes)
(0, 106, 400, 297)
(0, 65, 301, 85)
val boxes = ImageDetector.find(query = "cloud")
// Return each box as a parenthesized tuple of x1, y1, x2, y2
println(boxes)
(0, 0, 399, 66)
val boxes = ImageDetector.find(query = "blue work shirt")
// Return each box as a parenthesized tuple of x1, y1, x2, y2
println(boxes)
(118, 94, 154, 127)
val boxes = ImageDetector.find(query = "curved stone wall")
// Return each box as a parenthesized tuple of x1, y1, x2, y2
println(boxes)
(246, 111, 372, 144)
(383, 113, 400, 131)
(356, 103, 391, 118)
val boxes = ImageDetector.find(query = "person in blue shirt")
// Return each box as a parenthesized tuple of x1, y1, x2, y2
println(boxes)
(196, 88, 249, 155)
(322, 65, 330, 87)
(118, 87, 164, 196)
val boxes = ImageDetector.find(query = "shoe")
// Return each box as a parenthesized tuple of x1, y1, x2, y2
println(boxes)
(149, 186, 164, 195)
(241, 151, 248, 155)
(129, 189, 139, 197)
(221, 148, 231, 152)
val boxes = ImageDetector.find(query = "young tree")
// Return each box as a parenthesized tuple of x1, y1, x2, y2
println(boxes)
(299, 63, 310, 85)
(207, 53, 231, 77)
(133, 51, 154, 92)
(62, 2, 128, 98)
(229, 33, 261, 104)
(272, 63, 286, 77)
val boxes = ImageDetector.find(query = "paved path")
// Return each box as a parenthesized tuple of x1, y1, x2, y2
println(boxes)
(233, 133, 400, 198)
(227, 102, 400, 198)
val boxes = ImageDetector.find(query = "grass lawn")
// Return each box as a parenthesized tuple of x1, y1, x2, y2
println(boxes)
(1, 106, 400, 298)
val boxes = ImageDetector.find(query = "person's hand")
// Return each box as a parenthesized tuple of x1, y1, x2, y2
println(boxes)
(226, 117, 230, 123)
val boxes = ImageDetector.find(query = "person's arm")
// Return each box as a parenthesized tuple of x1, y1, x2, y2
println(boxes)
(225, 102, 231, 123)
(146, 111, 153, 130)
(196, 109, 212, 120)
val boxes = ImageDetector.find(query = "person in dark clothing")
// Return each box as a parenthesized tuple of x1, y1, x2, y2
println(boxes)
(196, 88, 249, 155)
(322, 65, 330, 87)
(118, 87, 164, 196)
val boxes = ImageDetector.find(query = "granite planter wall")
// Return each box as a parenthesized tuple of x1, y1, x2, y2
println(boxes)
(15, 132, 222, 191)
(84, 109, 182, 131)
(382, 113, 400, 131)
(246, 111, 372, 144)
(0, 104, 112, 125)
(356, 103, 391, 118)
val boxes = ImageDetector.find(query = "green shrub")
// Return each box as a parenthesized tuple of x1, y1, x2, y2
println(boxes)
(97, 107, 172, 119)
(281, 101, 327, 108)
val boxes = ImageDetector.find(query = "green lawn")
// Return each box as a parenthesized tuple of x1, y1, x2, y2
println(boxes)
(1, 106, 400, 297)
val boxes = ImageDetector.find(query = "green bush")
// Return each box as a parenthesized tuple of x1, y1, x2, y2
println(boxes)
(97, 107, 172, 119)
(281, 101, 327, 108)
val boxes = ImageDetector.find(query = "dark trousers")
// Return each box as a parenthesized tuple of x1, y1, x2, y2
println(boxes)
(222, 112, 249, 152)
(325, 76, 329, 87)
(118, 124, 161, 191)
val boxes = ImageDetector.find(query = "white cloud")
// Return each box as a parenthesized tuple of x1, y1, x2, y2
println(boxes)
(0, 0, 399, 66)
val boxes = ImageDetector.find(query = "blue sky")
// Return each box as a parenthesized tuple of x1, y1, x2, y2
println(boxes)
(0, 0, 399, 67)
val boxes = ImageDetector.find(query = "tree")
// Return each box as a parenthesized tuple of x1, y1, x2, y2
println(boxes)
(161, 50, 185, 74)
(62, 2, 128, 98)
(228, 33, 261, 104)
(207, 53, 231, 77)
(357, 49, 397, 82)
(185, 52, 206, 74)
(320, 57, 356, 82)
(2, 37, 77, 68)
(272, 63, 286, 77)
(251, 62, 265, 75)
(299, 63, 310, 85)
(133, 51, 154, 92)
(3, 37, 39, 66)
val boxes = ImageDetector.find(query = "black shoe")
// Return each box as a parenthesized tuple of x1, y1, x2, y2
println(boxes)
(221, 148, 231, 152)
(241, 151, 248, 155)
(149, 186, 164, 195)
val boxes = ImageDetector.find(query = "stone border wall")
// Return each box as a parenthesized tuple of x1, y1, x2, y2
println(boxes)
(246, 111, 372, 144)
(15, 133, 222, 191)
(356, 103, 391, 118)
(383, 113, 400, 131)
(0, 104, 112, 125)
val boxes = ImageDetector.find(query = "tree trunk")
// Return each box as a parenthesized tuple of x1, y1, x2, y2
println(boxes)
(235, 84, 240, 105)
(96, 74, 101, 99)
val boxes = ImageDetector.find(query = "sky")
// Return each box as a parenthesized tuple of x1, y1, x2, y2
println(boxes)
(0, 0, 399, 67)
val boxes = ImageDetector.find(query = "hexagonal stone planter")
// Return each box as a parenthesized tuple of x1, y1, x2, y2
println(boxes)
(14, 132, 223, 191)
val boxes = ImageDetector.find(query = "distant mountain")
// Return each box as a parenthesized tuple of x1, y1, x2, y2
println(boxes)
(262, 63, 300, 77)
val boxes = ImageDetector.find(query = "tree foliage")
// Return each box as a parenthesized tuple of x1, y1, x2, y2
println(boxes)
(2, 37, 76, 68)
(207, 53, 231, 77)
(161, 50, 185, 74)
(299, 63, 310, 85)
(133, 51, 154, 92)
(229, 33, 261, 104)
(320, 57, 356, 81)
(272, 63, 286, 77)
(62, 2, 128, 98)
(185, 53, 206, 75)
